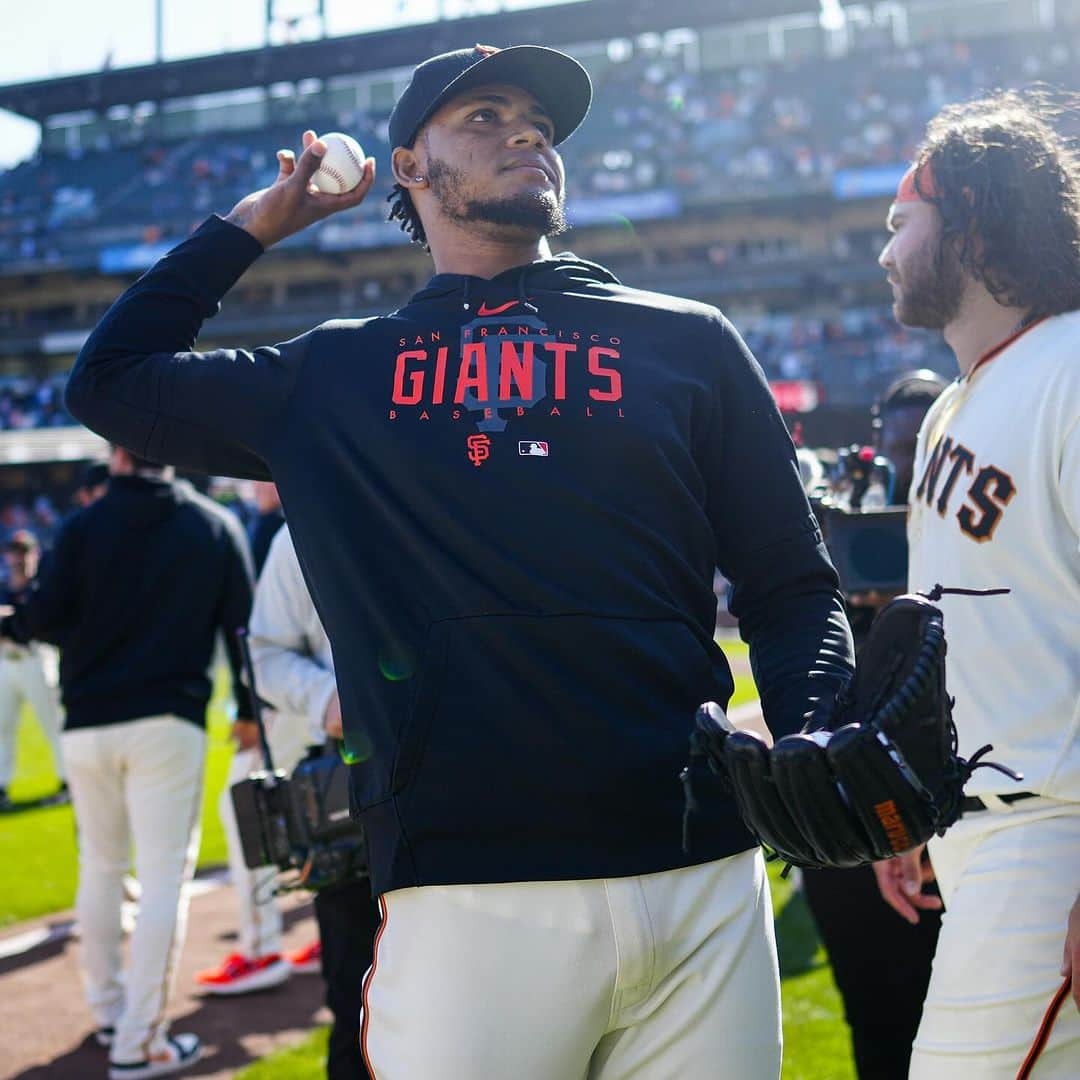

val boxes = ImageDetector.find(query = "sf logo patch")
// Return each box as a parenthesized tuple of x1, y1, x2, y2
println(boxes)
(466, 433, 491, 467)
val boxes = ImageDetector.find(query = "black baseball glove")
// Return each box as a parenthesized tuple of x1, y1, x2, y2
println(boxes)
(688, 592, 1021, 869)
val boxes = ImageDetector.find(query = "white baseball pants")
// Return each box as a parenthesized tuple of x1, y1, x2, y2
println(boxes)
(362, 849, 782, 1080)
(0, 647, 64, 788)
(219, 714, 310, 957)
(912, 798, 1080, 1079)
(62, 715, 205, 1065)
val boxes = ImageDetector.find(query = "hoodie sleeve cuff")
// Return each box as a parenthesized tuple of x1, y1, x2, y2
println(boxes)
(159, 215, 266, 307)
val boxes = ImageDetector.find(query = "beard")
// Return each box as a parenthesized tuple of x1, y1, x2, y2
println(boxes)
(893, 238, 965, 329)
(426, 157, 568, 238)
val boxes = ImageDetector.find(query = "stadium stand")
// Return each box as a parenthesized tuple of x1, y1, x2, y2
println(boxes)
(0, 0, 1074, 468)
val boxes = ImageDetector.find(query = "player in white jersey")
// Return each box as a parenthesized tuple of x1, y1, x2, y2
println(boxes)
(874, 90, 1080, 1078)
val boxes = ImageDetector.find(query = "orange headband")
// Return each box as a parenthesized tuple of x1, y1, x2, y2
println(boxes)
(895, 162, 939, 203)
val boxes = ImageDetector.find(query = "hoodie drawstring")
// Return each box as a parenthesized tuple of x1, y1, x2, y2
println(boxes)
(462, 279, 472, 312)
(516, 268, 539, 314)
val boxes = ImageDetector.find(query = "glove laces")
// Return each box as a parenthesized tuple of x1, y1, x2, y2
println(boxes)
(915, 584, 1021, 831)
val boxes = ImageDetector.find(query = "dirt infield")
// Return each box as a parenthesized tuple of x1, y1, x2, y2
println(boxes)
(0, 873, 327, 1079)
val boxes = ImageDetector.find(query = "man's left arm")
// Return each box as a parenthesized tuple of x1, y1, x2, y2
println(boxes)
(703, 318, 854, 737)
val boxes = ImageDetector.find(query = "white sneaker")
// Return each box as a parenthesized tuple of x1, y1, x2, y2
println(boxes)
(108, 1033, 202, 1079)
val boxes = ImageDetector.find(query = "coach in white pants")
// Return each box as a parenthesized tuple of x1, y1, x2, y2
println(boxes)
(2, 446, 254, 1080)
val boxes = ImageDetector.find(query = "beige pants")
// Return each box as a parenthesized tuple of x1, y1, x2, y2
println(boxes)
(912, 799, 1080, 1079)
(219, 712, 310, 957)
(62, 716, 205, 1064)
(362, 849, 781, 1080)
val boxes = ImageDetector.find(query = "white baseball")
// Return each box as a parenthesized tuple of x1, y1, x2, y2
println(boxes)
(311, 132, 367, 194)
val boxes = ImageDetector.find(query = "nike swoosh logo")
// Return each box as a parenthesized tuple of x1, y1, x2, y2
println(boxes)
(476, 300, 519, 316)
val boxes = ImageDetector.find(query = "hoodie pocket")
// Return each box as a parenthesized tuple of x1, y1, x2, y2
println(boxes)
(389, 620, 451, 796)
(391, 613, 733, 843)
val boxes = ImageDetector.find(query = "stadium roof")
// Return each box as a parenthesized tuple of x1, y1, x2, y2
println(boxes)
(0, 0, 817, 121)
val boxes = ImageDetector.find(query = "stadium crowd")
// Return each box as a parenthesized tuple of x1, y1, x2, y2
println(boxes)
(0, 374, 73, 430)
(3, 27, 1079, 263)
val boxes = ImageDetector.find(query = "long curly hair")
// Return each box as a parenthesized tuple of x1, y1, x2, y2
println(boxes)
(912, 88, 1080, 317)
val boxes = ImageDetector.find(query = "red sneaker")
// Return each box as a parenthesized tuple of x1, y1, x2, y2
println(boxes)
(194, 952, 291, 995)
(284, 940, 322, 974)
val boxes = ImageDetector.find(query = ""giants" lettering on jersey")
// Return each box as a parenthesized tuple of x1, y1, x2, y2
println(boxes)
(391, 342, 622, 406)
(915, 436, 1017, 542)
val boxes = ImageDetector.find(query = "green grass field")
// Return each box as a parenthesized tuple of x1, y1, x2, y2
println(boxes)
(0, 668, 236, 928)
(0, 641, 855, 1079)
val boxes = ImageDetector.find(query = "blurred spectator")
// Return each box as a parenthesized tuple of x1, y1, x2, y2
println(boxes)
(0, 496, 61, 553)
(0, 375, 73, 431)
(75, 462, 111, 509)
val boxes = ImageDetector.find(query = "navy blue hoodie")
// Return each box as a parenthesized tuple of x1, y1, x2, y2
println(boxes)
(2, 474, 254, 729)
(66, 215, 853, 895)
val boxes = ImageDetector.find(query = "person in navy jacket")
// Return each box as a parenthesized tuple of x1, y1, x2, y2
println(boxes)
(65, 44, 853, 1080)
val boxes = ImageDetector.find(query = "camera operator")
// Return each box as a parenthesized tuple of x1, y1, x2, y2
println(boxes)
(802, 369, 948, 1080)
(248, 523, 378, 1080)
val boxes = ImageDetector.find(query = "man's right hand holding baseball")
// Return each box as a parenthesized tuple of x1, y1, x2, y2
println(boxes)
(224, 130, 375, 249)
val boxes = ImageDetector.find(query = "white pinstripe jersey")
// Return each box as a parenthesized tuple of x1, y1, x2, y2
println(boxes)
(907, 311, 1080, 800)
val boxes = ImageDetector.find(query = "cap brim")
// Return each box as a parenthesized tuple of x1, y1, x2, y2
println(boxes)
(415, 45, 592, 147)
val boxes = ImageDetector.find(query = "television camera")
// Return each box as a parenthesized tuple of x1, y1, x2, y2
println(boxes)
(230, 628, 366, 891)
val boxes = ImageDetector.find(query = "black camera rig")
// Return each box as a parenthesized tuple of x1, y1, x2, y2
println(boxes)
(230, 628, 367, 891)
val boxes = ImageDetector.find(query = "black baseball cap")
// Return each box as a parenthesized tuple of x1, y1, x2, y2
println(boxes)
(388, 44, 592, 150)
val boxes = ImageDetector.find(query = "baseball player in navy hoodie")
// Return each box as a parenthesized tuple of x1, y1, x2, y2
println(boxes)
(65, 45, 854, 1079)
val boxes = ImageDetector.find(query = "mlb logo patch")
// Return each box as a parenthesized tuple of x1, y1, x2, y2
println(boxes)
(519, 441, 549, 457)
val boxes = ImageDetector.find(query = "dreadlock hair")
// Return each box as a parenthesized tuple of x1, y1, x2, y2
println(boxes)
(387, 184, 429, 249)
(913, 87, 1080, 318)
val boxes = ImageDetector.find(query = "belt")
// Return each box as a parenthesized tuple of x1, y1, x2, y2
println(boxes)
(962, 791, 1038, 813)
